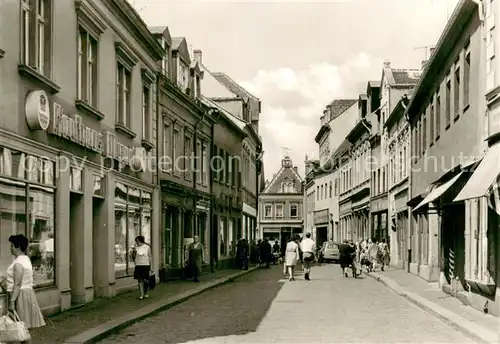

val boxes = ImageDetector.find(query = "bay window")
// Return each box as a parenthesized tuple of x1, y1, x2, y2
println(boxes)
(114, 183, 153, 277)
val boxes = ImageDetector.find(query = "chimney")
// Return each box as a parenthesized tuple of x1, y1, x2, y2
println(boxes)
(429, 47, 435, 56)
(383, 60, 391, 68)
(421, 60, 427, 69)
(193, 49, 202, 64)
(293, 166, 298, 174)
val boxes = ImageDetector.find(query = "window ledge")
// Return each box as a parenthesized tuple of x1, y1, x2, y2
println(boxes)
(18, 64, 60, 94)
(115, 123, 136, 139)
(141, 139, 154, 151)
(0, 49, 4, 59)
(75, 100, 105, 121)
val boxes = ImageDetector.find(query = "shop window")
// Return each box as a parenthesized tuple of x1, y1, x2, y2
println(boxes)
(219, 217, 227, 256)
(70, 167, 82, 192)
(465, 197, 494, 285)
(114, 183, 153, 278)
(0, 147, 55, 287)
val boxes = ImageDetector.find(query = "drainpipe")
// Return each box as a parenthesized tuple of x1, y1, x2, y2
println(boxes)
(405, 107, 413, 273)
(255, 145, 263, 240)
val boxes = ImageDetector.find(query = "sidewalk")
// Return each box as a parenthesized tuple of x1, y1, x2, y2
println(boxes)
(366, 268, 500, 343)
(30, 268, 257, 344)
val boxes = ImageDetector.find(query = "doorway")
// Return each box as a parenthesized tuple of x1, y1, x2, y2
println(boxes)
(69, 192, 83, 305)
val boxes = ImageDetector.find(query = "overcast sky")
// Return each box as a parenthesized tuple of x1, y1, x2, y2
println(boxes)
(131, 0, 459, 180)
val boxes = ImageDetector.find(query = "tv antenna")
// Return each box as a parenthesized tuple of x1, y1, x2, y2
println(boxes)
(414, 45, 434, 60)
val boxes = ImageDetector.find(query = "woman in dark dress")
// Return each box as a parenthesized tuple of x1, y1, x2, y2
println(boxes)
(188, 235, 203, 282)
(339, 239, 355, 278)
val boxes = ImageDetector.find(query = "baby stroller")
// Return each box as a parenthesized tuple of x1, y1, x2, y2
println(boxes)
(360, 251, 372, 273)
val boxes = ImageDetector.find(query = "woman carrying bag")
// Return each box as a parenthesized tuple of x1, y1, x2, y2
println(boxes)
(1, 234, 46, 343)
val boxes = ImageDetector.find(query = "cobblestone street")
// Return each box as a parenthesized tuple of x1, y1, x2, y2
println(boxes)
(100, 265, 476, 343)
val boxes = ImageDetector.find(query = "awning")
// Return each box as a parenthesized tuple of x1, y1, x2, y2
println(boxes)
(413, 172, 464, 211)
(454, 144, 500, 202)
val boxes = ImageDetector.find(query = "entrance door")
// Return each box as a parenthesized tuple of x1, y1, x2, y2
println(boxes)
(69, 193, 83, 305)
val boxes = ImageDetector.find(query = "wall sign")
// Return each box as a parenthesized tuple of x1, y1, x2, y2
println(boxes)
(25, 90, 144, 166)
(25, 90, 50, 131)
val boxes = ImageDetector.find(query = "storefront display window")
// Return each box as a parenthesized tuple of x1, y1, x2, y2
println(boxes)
(0, 147, 55, 287)
(114, 182, 152, 277)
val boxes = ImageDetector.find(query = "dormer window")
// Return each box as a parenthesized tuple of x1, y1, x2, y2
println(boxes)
(177, 59, 189, 91)
(159, 37, 168, 75)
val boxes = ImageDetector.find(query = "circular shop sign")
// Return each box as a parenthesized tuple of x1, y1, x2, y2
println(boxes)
(25, 90, 50, 131)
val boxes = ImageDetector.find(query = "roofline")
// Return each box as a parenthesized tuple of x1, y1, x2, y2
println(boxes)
(346, 119, 371, 143)
(384, 96, 410, 129)
(314, 124, 330, 143)
(405, 0, 478, 119)
(107, 0, 164, 61)
(200, 96, 247, 137)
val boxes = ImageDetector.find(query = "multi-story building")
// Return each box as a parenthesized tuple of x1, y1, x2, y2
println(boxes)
(258, 156, 303, 247)
(406, 0, 483, 295)
(386, 95, 411, 268)
(312, 99, 358, 244)
(371, 64, 419, 245)
(203, 71, 263, 242)
(154, 33, 215, 278)
(0, 0, 163, 312)
(303, 157, 318, 237)
(338, 96, 371, 242)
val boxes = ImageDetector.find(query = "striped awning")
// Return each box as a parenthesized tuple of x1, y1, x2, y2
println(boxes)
(414, 172, 464, 211)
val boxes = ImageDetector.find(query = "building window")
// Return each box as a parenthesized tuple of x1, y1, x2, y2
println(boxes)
(275, 204, 284, 218)
(436, 94, 441, 139)
(446, 77, 451, 127)
(264, 204, 272, 218)
(160, 38, 169, 75)
(114, 184, 152, 277)
(329, 181, 332, 198)
(422, 114, 427, 153)
(142, 85, 150, 141)
(184, 134, 192, 180)
(202, 144, 208, 186)
(316, 186, 319, 200)
(219, 218, 228, 257)
(220, 149, 226, 183)
(464, 44, 471, 108)
(429, 99, 434, 145)
(321, 185, 324, 199)
(116, 63, 131, 127)
(21, 0, 51, 77)
(290, 204, 298, 218)
(227, 154, 232, 186)
(173, 128, 180, 176)
(0, 148, 56, 287)
(162, 123, 171, 173)
(454, 64, 460, 117)
(77, 28, 98, 106)
(177, 60, 189, 91)
(196, 140, 202, 184)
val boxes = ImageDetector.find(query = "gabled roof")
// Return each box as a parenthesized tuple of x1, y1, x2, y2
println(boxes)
(211, 72, 259, 102)
(263, 157, 303, 194)
(325, 99, 357, 122)
(381, 62, 421, 88)
(171, 37, 191, 64)
(149, 26, 172, 45)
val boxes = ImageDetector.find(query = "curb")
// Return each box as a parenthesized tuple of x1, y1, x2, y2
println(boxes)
(63, 267, 258, 344)
(366, 272, 499, 344)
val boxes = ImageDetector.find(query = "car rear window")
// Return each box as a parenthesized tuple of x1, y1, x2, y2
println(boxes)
(326, 243, 337, 249)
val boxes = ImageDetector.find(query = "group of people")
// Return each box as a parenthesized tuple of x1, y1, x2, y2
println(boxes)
(338, 238, 390, 278)
(283, 233, 316, 281)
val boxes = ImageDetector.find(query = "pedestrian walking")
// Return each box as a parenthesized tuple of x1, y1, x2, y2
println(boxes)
(132, 235, 153, 299)
(299, 233, 315, 280)
(0, 234, 46, 343)
(260, 238, 272, 268)
(367, 238, 379, 272)
(338, 239, 355, 278)
(188, 235, 203, 282)
(284, 236, 300, 281)
(378, 238, 390, 271)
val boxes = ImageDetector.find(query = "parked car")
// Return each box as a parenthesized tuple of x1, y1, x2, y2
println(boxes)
(318, 241, 340, 263)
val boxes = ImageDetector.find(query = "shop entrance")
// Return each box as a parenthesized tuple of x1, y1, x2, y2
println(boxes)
(315, 226, 328, 247)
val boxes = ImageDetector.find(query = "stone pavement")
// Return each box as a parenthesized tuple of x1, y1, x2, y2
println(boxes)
(30, 268, 255, 344)
(176, 264, 478, 344)
(366, 267, 500, 343)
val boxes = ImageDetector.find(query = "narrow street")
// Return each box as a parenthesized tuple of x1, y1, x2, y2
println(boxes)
(100, 265, 475, 343)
